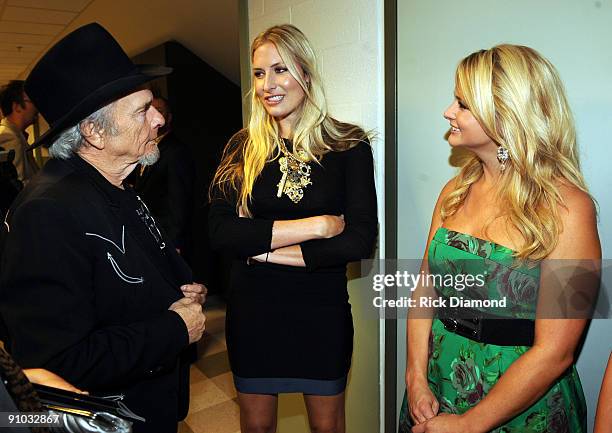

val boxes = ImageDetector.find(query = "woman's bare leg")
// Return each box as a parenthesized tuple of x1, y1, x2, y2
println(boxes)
(237, 392, 278, 433)
(303, 392, 346, 433)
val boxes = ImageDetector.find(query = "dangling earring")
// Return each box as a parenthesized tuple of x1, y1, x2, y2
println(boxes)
(497, 146, 510, 172)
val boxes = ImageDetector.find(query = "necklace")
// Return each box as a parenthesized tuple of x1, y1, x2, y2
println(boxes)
(276, 139, 311, 203)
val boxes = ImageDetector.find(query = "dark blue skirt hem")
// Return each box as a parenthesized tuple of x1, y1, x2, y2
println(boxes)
(233, 375, 347, 396)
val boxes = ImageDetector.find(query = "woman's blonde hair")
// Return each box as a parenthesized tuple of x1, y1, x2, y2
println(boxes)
(211, 24, 368, 215)
(441, 44, 593, 260)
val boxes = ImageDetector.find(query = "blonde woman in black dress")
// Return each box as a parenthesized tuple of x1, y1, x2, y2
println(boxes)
(209, 25, 377, 433)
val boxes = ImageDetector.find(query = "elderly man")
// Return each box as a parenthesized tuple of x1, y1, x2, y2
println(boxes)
(0, 23, 205, 433)
(0, 80, 39, 183)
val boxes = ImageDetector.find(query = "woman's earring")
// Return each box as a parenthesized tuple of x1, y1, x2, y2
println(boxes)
(497, 146, 510, 172)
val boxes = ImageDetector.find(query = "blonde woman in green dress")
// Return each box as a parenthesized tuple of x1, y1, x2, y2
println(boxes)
(399, 45, 601, 432)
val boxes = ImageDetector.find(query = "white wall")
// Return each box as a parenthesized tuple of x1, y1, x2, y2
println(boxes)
(245, 1, 385, 432)
(396, 1, 612, 431)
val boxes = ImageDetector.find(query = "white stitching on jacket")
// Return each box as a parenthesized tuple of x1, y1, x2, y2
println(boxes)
(85, 226, 144, 284)
(85, 225, 126, 254)
(106, 252, 144, 284)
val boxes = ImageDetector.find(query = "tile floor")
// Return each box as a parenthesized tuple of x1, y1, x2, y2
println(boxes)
(179, 297, 241, 433)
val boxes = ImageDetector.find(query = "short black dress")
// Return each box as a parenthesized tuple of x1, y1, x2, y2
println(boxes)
(209, 130, 377, 395)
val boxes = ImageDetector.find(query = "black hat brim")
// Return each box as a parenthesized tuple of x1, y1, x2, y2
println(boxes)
(29, 64, 171, 150)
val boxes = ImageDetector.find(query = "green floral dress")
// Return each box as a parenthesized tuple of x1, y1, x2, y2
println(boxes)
(398, 228, 586, 433)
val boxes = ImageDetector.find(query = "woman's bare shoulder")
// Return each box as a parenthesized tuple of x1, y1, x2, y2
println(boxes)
(557, 183, 597, 225)
(429, 176, 460, 225)
(551, 183, 600, 259)
(438, 176, 459, 201)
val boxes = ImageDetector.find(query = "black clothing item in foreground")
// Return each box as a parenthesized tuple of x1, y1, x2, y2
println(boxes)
(209, 131, 377, 393)
(0, 155, 193, 433)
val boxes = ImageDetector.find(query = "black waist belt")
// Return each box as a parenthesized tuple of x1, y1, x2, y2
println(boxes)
(438, 308, 535, 346)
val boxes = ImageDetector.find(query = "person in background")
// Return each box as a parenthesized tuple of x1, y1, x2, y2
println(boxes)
(0, 80, 39, 183)
(130, 96, 195, 256)
(0, 348, 82, 433)
(399, 45, 600, 432)
(209, 24, 377, 433)
(0, 23, 206, 433)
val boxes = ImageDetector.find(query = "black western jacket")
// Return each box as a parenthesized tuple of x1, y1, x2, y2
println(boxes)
(0, 155, 193, 433)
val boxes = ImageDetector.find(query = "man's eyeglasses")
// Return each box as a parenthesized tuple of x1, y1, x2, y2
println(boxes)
(135, 195, 166, 250)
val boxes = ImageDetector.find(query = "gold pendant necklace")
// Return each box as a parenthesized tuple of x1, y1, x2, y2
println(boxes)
(276, 140, 311, 203)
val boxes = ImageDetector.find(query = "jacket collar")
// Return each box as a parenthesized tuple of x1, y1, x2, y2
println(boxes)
(64, 154, 132, 207)
(62, 155, 189, 287)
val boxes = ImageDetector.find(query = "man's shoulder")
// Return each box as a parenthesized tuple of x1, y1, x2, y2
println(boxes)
(0, 126, 20, 146)
(7, 166, 113, 242)
(0, 124, 14, 134)
(18, 159, 104, 208)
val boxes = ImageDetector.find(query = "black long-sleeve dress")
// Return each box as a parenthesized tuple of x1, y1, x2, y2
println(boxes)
(209, 131, 378, 395)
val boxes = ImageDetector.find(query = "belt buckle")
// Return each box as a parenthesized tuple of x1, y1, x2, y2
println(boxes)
(442, 318, 459, 332)
(457, 317, 481, 341)
(442, 316, 482, 341)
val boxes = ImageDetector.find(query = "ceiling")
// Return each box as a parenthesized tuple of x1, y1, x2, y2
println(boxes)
(0, 0, 241, 86)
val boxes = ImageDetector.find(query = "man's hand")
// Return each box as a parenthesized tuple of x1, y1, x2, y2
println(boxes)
(181, 282, 207, 304)
(169, 297, 206, 344)
(23, 368, 88, 394)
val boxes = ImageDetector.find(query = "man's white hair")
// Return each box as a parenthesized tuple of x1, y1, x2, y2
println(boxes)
(49, 102, 116, 159)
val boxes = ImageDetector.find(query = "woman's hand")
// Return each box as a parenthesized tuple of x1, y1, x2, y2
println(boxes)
(23, 368, 88, 394)
(315, 214, 345, 238)
(411, 414, 471, 433)
(181, 283, 207, 304)
(407, 377, 439, 424)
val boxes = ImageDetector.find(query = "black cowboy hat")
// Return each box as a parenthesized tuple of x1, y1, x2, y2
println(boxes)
(25, 23, 171, 149)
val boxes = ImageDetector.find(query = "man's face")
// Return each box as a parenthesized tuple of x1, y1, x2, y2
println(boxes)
(20, 92, 38, 128)
(104, 89, 165, 166)
(151, 98, 171, 135)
